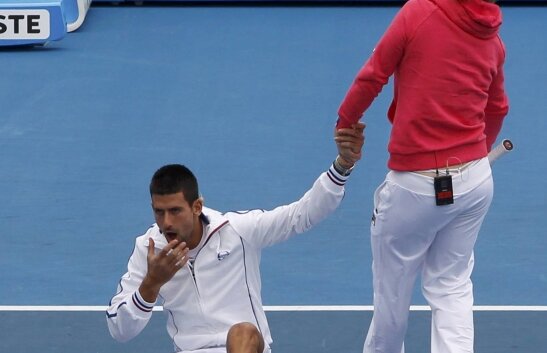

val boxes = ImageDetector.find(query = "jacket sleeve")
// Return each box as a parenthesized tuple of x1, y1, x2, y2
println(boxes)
(229, 163, 349, 248)
(337, 3, 408, 128)
(106, 235, 156, 342)
(483, 40, 509, 151)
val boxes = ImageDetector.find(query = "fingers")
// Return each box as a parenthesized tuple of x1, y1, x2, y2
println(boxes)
(168, 245, 189, 267)
(145, 238, 190, 289)
(160, 241, 189, 272)
(174, 249, 190, 268)
(158, 239, 180, 257)
(335, 137, 364, 149)
(339, 147, 362, 158)
(339, 151, 362, 165)
(352, 122, 366, 132)
(335, 126, 365, 143)
(336, 126, 365, 140)
(151, 238, 189, 267)
(148, 238, 155, 258)
(335, 122, 366, 156)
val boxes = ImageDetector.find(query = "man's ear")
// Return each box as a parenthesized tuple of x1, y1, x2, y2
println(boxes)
(192, 197, 203, 216)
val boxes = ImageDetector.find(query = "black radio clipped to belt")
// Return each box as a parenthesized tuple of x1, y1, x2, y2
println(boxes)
(434, 174, 454, 206)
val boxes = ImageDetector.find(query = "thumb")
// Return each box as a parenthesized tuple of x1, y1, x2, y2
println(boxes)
(352, 122, 366, 132)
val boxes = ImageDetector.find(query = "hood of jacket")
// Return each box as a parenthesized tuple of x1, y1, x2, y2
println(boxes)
(432, 0, 502, 39)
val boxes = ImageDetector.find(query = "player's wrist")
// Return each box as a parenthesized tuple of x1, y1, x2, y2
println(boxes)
(333, 155, 355, 176)
(139, 276, 162, 303)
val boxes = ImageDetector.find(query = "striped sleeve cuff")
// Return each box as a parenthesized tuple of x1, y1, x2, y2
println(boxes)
(327, 163, 350, 186)
(132, 290, 155, 313)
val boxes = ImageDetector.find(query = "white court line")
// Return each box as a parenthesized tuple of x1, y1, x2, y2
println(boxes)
(0, 305, 546, 312)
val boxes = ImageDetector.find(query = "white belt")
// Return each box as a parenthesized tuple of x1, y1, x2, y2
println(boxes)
(412, 160, 476, 178)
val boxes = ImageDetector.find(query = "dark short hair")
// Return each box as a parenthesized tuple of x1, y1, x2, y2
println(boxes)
(149, 164, 199, 204)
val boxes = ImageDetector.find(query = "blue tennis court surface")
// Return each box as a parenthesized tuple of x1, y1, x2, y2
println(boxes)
(0, 3, 546, 352)
(1, 309, 546, 352)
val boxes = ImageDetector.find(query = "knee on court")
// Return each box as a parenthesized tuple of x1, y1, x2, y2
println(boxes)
(227, 322, 262, 341)
(227, 322, 261, 337)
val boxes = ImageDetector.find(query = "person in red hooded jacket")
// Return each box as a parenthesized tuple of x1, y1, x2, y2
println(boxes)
(336, 0, 509, 352)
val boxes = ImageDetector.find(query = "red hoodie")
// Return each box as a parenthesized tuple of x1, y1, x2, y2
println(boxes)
(337, 0, 509, 171)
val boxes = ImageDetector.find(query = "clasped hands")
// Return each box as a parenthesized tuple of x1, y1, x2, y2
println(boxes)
(335, 122, 366, 168)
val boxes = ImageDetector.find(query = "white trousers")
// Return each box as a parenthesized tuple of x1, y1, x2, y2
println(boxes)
(364, 157, 494, 353)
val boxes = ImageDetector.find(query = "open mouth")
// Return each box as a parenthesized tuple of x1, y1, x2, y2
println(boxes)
(164, 231, 178, 242)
